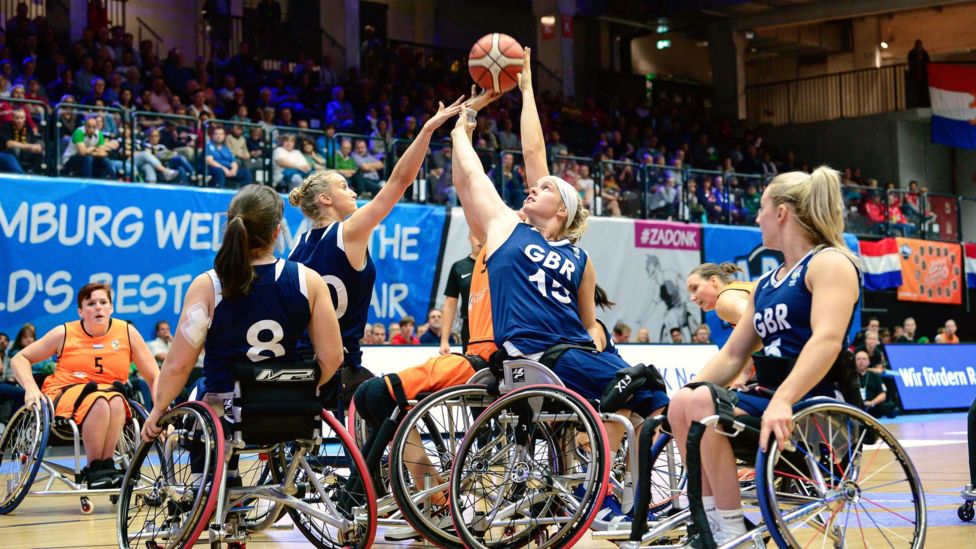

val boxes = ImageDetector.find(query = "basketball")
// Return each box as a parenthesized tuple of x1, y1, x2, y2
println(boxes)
(468, 33, 524, 93)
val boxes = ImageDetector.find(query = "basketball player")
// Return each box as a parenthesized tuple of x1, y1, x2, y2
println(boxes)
(667, 167, 861, 543)
(287, 97, 463, 406)
(142, 185, 343, 453)
(11, 283, 160, 488)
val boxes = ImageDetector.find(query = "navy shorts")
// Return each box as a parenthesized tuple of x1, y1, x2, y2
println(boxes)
(552, 348, 670, 417)
(735, 390, 773, 416)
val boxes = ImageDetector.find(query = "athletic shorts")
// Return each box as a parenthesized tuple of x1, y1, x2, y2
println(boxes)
(44, 383, 131, 424)
(353, 377, 397, 429)
(735, 385, 836, 417)
(552, 348, 670, 417)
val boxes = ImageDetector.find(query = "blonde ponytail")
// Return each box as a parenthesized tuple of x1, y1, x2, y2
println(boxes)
(563, 206, 590, 243)
(765, 166, 859, 265)
(288, 170, 345, 221)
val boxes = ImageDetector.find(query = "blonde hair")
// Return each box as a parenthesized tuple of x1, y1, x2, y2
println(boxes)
(690, 262, 743, 285)
(287, 170, 345, 221)
(765, 166, 859, 264)
(564, 206, 590, 243)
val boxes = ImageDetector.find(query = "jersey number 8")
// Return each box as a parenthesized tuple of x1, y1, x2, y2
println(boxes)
(246, 320, 286, 362)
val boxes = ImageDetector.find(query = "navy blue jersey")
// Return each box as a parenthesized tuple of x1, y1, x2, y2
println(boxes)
(752, 247, 859, 359)
(486, 223, 592, 356)
(289, 222, 376, 365)
(204, 260, 312, 393)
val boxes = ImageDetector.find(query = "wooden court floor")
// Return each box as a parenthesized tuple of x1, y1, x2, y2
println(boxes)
(2, 412, 973, 548)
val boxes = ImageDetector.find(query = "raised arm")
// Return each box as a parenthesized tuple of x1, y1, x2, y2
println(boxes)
(343, 96, 464, 248)
(451, 105, 520, 250)
(517, 48, 549, 186)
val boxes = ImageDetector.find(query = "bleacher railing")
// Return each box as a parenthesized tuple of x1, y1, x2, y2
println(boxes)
(6, 100, 976, 246)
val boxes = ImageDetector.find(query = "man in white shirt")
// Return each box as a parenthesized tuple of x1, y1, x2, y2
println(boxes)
(272, 133, 311, 190)
(147, 320, 173, 366)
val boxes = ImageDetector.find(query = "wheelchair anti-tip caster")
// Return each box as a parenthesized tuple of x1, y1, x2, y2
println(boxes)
(80, 496, 94, 514)
(959, 502, 975, 522)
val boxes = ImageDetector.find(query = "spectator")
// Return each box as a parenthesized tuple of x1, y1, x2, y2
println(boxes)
(390, 316, 419, 345)
(388, 322, 401, 342)
(271, 133, 310, 190)
(300, 138, 327, 172)
(350, 138, 383, 196)
(669, 327, 684, 343)
(441, 233, 481, 354)
(370, 323, 387, 345)
(419, 309, 451, 345)
(891, 325, 905, 341)
(224, 123, 255, 173)
(935, 319, 959, 344)
(860, 331, 888, 373)
(853, 317, 881, 348)
(0, 108, 41, 173)
(692, 325, 712, 344)
(612, 322, 632, 344)
(575, 163, 595, 210)
(895, 317, 929, 343)
(0, 84, 38, 133)
(496, 117, 520, 150)
(205, 125, 250, 188)
(907, 40, 930, 108)
(491, 151, 524, 209)
(332, 137, 357, 179)
(546, 130, 568, 158)
(0, 331, 25, 425)
(635, 327, 651, 343)
(648, 171, 678, 219)
(143, 127, 195, 183)
(855, 350, 897, 418)
(738, 183, 761, 225)
(62, 115, 113, 179)
(325, 85, 355, 131)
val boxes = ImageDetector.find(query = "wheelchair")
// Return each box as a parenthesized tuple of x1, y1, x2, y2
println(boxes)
(0, 392, 151, 515)
(612, 367, 927, 548)
(115, 362, 378, 548)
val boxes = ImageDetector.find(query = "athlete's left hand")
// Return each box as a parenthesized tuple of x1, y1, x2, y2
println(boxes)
(759, 398, 793, 453)
(424, 96, 465, 132)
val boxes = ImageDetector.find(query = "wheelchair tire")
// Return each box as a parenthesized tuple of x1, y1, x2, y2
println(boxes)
(449, 384, 610, 549)
(646, 433, 686, 515)
(0, 403, 50, 515)
(279, 410, 377, 549)
(116, 401, 225, 549)
(390, 384, 494, 548)
(756, 402, 926, 549)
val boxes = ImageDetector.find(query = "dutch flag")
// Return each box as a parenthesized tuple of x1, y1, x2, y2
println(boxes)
(859, 238, 903, 291)
(965, 242, 976, 289)
(928, 63, 976, 149)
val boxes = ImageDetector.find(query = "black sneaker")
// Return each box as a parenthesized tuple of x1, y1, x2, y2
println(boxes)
(87, 460, 116, 489)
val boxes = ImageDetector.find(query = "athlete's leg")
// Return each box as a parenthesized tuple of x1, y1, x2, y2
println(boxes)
(100, 396, 128, 460)
(81, 398, 112, 462)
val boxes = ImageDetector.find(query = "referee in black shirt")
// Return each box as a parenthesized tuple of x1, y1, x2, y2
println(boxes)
(441, 233, 482, 354)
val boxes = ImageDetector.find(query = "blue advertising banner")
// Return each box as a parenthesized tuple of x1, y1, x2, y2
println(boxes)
(887, 343, 976, 410)
(701, 225, 861, 346)
(0, 176, 446, 339)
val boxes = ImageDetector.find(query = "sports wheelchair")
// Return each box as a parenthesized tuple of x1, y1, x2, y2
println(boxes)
(599, 354, 927, 549)
(115, 362, 377, 548)
(0, 390, 150, 515)
(349, 351, 683, 548)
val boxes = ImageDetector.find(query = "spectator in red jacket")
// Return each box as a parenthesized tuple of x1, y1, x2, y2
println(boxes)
(390, 316, 419, 345)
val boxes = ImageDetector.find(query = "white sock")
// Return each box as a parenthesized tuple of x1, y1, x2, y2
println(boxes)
(716, 507, 747, 538)
(702, 496, 718, 531)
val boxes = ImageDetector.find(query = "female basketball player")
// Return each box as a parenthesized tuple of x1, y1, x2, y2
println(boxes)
(142, 184, 343, 442)
(10, 283, 160, 488)
(287, 96, 463, 403)
(667, 167, 861, 543)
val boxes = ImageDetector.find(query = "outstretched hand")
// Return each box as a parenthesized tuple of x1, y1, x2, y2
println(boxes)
(424, 96, 466, 131)
(517, 47, 532, 93)
(467, 84, 502, 113)
(453, 102, 477, 135)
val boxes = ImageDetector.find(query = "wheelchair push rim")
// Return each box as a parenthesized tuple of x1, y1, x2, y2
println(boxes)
(0, 402, 50, 515)
(449, 384, 611, 549)
(756, 402, 926, 549)
(116, 401, 225, 549)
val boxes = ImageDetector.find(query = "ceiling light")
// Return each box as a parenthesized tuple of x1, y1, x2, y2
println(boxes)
(880, 41, 889, 49)
(540, 15, 556, 26)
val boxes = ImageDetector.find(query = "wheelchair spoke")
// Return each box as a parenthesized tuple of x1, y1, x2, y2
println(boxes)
(856, 501, 907, 548)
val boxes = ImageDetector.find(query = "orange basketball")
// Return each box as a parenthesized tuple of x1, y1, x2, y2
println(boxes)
(468, 33, 524, 93)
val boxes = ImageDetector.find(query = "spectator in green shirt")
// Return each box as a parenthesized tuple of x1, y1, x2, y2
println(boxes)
(856, 350, 897, 418)
(62, 116, 114, 179)
(333, 138, 357, 179)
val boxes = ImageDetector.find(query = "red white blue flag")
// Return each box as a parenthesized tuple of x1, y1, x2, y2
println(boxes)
(928, 63, 976, 149)
(859, 238, 903, 291)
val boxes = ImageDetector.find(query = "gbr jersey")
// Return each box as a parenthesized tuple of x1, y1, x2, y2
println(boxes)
(203, 260, 311, 393)
(752, 248, 859, 359)
(486, 223, 592, 356)
(289, 222, 376, 365)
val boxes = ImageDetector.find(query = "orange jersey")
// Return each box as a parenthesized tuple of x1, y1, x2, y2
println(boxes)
(385, 248, 498, 400)
(42, 319, 133, 394)
(465, 247, 497, 361)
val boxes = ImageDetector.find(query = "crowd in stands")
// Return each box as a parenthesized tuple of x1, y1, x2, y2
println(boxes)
(0, 3, 954, 233)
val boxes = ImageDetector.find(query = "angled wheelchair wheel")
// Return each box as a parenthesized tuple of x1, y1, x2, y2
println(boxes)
(115, 400, 150, 476)
(0, 403, 50, 515)
(116, 401, 225, 549)
(277, 410, 377, 549)
(239, 445, 288, 531)
(756, 402, 926, 549)
(449, 385, 610, 549)
(390, 384, 494, 548)
(646, 433, 686, 515)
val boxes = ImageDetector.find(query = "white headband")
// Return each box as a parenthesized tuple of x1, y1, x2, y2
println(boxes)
(541, 176, 579, 230)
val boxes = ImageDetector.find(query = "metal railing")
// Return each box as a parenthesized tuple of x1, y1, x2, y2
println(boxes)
(53, 103, 125, 176)
(746, 64, 907, 126)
